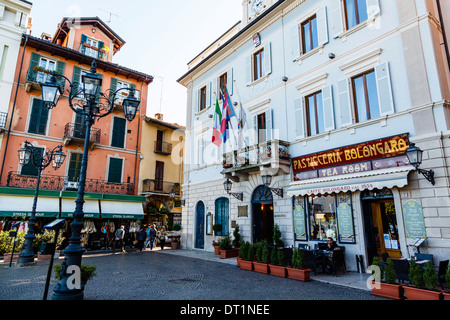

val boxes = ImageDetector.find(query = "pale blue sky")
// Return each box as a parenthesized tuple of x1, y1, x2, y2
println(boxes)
(29, 0, 243, 126)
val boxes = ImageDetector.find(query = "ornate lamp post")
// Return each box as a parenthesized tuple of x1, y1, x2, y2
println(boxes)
(406, 143, 435, 185)
(261, 174, 284, 198)
(40, 60, 141, 300)
(223, 178, 243, 201)
(17, 142, 66, 264)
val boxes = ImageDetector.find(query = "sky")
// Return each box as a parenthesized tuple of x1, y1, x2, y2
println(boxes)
(28, 0, 243, 126)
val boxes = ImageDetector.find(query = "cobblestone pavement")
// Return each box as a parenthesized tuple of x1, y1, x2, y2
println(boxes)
(0, 249, 385, 302)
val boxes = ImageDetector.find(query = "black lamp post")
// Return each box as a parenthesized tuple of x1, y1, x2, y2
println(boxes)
(17, 142, 66, 264)
(40, 60, 141, 300)
(223, 178, 243, 201)
(406, 143, 435, 185)
(262, 174, 284, 198)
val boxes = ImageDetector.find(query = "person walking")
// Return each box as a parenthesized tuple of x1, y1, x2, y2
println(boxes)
(149, 224, 157, 250)
(144, 224, 152, 250)
(137, 227, 146, 252)
(113, 225, 126, 254)
(158, 227, 166, 250)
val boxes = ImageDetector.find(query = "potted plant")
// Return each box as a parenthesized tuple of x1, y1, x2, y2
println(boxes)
(444, 265, 450, 300)
(231, 224, 241, 256)
(212, 239, 221, 255)
(1, 231, 26, 263)
(253, 241, 270, 274)
(369, 257, 404, 300)
(404, 260, 442, 300)
(54, 261, 97, 291)
(236, 240, 245, 267)
(269, 247, 287, 278)
(286, 248, 311, 282)
(272, 224, 284, 248)
(220, 236, 238, 259)
(212, 223, 222, 255)
(239, 242, 254, 271)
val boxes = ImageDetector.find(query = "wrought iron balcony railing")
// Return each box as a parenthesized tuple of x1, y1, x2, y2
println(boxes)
(80, 43, 105, 60)
(25, 68, 66, 93)
(154, 141, 173, 155)
(64, 123, 101, 145)
(142, 179, 180, 195)
(6, 171, 135, 195)
(0, 112, 7, 130)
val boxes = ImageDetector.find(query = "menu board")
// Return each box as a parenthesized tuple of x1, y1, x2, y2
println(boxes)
(293, 201, 307, 240)
(402, 200, 427, 239)
(337, 202, 355, 243)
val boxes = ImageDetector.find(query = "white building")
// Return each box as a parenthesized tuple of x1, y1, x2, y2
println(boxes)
(178, 0, 450, 271)
(0, 0, 32, 141)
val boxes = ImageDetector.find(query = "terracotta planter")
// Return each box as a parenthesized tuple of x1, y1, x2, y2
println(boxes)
(239, 260, 253, 271)
(403, 285, 443, 300)
(443, 292, 450, 301)
(286, 267, 311, 282)
(214, 246, 221, 255)
(253, 261, 269, 274)
(236, 257, 242, 267)
(2, 253, 20, 263)
(369, 281, 404, 300)
(269, 265, 286, 278)
(220, 248, 239, 259)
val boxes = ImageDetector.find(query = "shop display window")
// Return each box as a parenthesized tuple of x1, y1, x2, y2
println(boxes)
(308, 194, 337, 241)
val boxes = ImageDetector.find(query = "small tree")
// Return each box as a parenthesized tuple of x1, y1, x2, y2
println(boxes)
(277, 248, 286, 267)
(219, 236, 232, 250)
(255, 242, 263, 262)
(409, 260, 424, 288)
(446, 264, 450, 288)
(423, 261, 438, 290)
(246, 243, 254, 261)
(272, 224, 284, 247)
(239, 241, 247, 259)
(262, 244, 270, 264)
(292, 248, 305, 269)
(232, 224, 241, 248)
(384, 259, 397, 284)
(270, 248, 278, 265)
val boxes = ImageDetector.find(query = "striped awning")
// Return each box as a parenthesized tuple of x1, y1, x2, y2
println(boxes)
(0, 195, 59, 218)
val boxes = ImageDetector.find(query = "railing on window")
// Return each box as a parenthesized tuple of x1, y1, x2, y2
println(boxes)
(64, 123, 101, 144)
(79, 44, 105, 60)
(0, 112, 7, 129)
(26, 68, 66, 91)
(6, 171, 135, 195)
(142, 180, 180, 195)
(154, 141, 173, 155)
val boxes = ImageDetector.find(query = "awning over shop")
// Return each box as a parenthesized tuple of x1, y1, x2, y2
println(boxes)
(0, 195, 59, 218)
(61, 198, 100, 218)
(100, 200, 144, 219)
(287, 166, 413, 197)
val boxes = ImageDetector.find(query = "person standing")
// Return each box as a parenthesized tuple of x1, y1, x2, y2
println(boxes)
(137, 227, 146, 252)
(158, 227, 166, 250)
(113, 225, 126, 254)
(149, 224, 157, 250)
(144, 224, 152, 250)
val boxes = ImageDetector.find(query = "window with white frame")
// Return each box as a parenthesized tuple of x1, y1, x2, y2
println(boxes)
(246, 43, 272, 84)
(36, 57, 56, 83)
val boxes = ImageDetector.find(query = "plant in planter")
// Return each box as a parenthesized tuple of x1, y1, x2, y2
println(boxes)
(404, 260, 442, 300)
(287, 248, 311, 282)
(220, 236, 238, 259)
(35, 230, 65, 259)
(1, 231, 26, 262)
(370, 258, 404, 300)
(272, 224, 284, 248)
(253, 241, 269, 274)
(232, 225, 241, 249)
(239, 242, 254, 271)
(269, 247, 286, 278)
(54, 261, 97, 290)
(212, 224, 223, 255)
(236, 240, 246, 267)
(444, 265, 450, 300)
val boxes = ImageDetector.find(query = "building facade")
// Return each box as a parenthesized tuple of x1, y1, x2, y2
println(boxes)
(138, 113, 185, 230)
(0, 16, 153, 249)
(178, 0, 450, 269)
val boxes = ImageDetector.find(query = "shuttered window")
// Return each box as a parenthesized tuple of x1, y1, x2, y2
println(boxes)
(67, 153, 82, 182)
(28, 99, 49, 135)
(107, 157, 123, 184)
(20, 147, 43, 177)
(111, 117, 126, 148)
(215, 198, 229, 236)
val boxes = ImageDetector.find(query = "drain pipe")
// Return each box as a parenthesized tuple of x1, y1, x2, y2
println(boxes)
(436, 0, 450, 73)
(0, 34, 29, 185)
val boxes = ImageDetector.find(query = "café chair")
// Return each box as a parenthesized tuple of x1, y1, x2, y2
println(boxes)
(437, 260, 449, 290)
(391, 258, 410, 283)
(324, 249, 346, 275)
(303, 249, 325, 275)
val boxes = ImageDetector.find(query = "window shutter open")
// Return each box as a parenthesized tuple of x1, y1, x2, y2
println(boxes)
(29, 52, 40, 71)
(322, 85, 335, 131)
(290, 24, 301, 61)
(330, 1, 344, 37)
(366, 0, 381, 19)
(193, 89, 199, 112)
(294, 98, 305, 139)
(264, 42, 272, 76)
(246, 55, 253, 84)
(265, 108, 273, 142)
(375, 62, 395, 116)
(227, 68, 234, 96)
(98, 41, 105, 59)
(71, 66, 81, 98)
(206, 82, 211, 109)
(110, 78, 118, 103)
(317, 6, 329, 46)
(338, 79, 353, 127)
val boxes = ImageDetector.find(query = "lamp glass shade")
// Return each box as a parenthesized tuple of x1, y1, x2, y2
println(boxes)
(223, 178, 232, 193)
(82, 73, 102, 98)
(41, 83, 61, 109)
(18, 147, 31, 166)
(52, 150, 66, 169)
(262, 174, 272, 187)
(123, 97, 140, 121)
(406, 143, 422, 169)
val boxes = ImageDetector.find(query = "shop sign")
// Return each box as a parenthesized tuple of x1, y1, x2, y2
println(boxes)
(293, 205, 306, 238)
(292, 134, 410, 181)
(402, 200, 426, 239)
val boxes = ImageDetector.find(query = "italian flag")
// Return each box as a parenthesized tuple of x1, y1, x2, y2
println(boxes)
(212, 99, 222, 147)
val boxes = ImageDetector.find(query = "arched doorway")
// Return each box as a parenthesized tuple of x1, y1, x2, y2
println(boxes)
(252, 185, 274, 243)
(195, 201, 205, 249)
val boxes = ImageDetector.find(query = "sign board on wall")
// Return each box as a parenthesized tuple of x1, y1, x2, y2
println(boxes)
(402, 200, 427, 239)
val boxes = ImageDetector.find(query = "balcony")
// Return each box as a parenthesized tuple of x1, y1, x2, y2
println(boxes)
(6, 171, 135, 195)
(142, 180, 181, 196)
(0, 112, 6, 133)
(63, 123, 101, 150)
(79, 43, 106, 60)
(154, 141, 173, 155)
(25, 67, 66, 93)
(222, 140, 291, 182)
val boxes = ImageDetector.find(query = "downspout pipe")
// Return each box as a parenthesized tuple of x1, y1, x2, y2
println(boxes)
(0, 33, 28, 185)
(436, 0, 450, 73)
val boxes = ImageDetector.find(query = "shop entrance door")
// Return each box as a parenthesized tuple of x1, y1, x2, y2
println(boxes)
(363, 198, 402, 262)
(252, 186, 274, 243)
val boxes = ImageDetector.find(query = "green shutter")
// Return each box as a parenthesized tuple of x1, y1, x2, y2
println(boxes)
(98, 41, 104, 59)
(111, 117, 126, 148)
(81, 34, 87, 44)
(71, 66, 81, 98)
(68, 153, 82, 182)
(56, 61, 65, 74)
(28, 99, 48, 135)
(21, 147, 44, 176)
(108, 158, 123, 183)
(110, 78, 118, 103)
(29, 52, 40, 71)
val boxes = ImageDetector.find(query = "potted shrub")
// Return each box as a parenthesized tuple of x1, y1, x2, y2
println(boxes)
(231, 224, 241, 256)
(212, 224, 222, 255)
(54, 262, 97, 291)
(404, 260, 442, 300)
(269, 247, 287, 278)
(1, 231, 26, 263)
(253, 241, 269, 274)
(272, 224, 284, 247)
(286, 248, 311, 282)
(370, 257, 404, 300)
(239, 242, 254, 271)
(444, 265, 450, 300)
(212, 239, 221, 255)
(236, 240, 246, 267)
(220, 236, 238, 259)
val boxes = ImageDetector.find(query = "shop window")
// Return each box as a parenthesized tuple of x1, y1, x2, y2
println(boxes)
(308, 194, 337, 241)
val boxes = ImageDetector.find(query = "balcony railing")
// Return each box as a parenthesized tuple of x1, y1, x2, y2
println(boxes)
(222, 140, 291, 180)
(63, 123, 101, 149)
(6, 171, 135, 195)
(154, 141, 173, 155)
(25, 68, 66, 93)
(142, 180, 180, 195)
(0, 112, 7, 131)
(80, 43, 105, 60)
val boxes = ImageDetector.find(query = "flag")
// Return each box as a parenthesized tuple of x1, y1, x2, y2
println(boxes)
(237, 102, 247, 150)
(222, 87, 236, 119)
(220, 91, 232, 144)
(212, 99, 222, 147)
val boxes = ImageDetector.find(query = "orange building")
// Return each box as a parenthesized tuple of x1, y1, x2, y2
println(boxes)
(0, 17, 153, 250)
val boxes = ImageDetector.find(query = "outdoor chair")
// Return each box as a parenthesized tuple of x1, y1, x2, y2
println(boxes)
(392, 258, 410, 283)
(303, 249, 324, 275)
(438, 260, 449, 290)
(324, 249, 346, 275)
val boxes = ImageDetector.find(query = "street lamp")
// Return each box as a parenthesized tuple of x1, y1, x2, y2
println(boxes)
(169, 188, 176, 200)
(406, 143, 435, 185)
(223, 178, 243, 201)
(262, 174, 284, 198)
(17, 142, 65, 265)
(41, 59, 141, 300)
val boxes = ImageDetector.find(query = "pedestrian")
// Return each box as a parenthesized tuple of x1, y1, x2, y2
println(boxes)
(113, 225, 126, 254)
(144, 224, 152, 250)
(158, 227, 166, 250)
(149, 224, 157, 250)
(137, 227, 146, 252)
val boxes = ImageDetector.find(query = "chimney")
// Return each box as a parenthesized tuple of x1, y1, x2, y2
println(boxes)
(155, 113, 163, 121)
